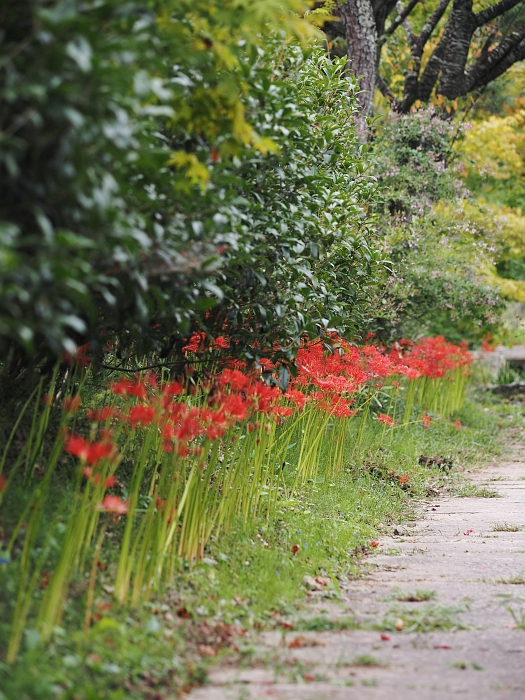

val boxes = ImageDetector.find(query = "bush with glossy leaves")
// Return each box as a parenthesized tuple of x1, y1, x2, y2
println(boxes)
(0, 0, 379, 376)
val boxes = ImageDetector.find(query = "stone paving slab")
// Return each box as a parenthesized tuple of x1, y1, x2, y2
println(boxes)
(188, 456, 525, 700)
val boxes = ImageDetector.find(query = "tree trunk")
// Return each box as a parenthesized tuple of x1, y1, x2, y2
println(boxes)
(337, 0, 378, 116)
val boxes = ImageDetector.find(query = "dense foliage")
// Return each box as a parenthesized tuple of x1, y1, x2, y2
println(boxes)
(369, 107, 504, 344)
(0, 0, 381, 374)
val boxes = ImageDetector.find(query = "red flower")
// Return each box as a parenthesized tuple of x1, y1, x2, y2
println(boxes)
(421, 414, 432, 428)
(65, 435, 90, 461)
(65, 434, 117, 465)
(64, 395, 82, 414)
(110, 378, 147, 399)
(126, 405, 155, 427)
(98, 495, 129, 514)
(86, 407, 116, 422)
(182, 331, 205, 353)
(64, 343, 91, 368)
(376, 413, 395, 426)
(213, 336, 230, 349)
(453, 420, 461, 430)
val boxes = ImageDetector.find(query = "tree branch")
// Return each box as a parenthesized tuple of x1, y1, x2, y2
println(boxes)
(417, 0, 453, 49)
(465, 23, 525, 91)
(382, 0, 420, 37)
(474, 0, 523, 27)
(396, 0, 417, 48)
(376, 72, 399, 104)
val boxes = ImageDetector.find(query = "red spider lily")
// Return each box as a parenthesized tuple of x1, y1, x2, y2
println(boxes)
(64, 395, 82, 414)
(453, 420, 462, 430)
(182, 331, 205, 353)
(402, 336, 472, 379)
(399, 474, 410, 485)
(213, 336, 230, 349)
(421, 414, 432, 428)
(126, 405, 156, 428)
(218, 368, 251, 390)
(376, 413, 395, 426)
(43, 393, 54, 407)
(86, 407, 116, 422)
(64, 343, 91, 368)
(65, 435, 90, 461)
(271, 406, 294, 420)
(481, 333, 496, 352)
(104, 475, 117, 488)
(65, 435, 117, 465)
(284, 389, 309, 410)
(110, 377, 148, 400)
(221, 394, 250, 421)
(291, 544, 299, 554)
(98, 495, 129, 514)
(161, 381, 185, 398)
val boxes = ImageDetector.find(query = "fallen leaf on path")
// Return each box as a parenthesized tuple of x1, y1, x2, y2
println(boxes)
(281, 621, 294, 630)
(303, 575, 324, 591)
(434, 645, 452, 649)
(314, 577, 328, 586)
(380, 633, 391, 641)
(291, 544, 299, 554)
(288, 636, 324, 648)
(303, 673, 316, 682)
(464, 529, 474, 536)
(370, 540, 380, 548)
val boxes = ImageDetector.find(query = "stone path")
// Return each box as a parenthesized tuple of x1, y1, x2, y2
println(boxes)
(189, 454, 525, 699)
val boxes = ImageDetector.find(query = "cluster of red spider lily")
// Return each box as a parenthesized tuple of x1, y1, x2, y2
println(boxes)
(3, 332, 474, 659)
(62, 334, 472, 516)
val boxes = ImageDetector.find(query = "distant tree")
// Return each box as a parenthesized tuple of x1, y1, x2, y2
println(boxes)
(328, 0, 525, 115)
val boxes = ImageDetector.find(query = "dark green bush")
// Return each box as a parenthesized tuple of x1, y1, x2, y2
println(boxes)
(0, 1, 379, 373)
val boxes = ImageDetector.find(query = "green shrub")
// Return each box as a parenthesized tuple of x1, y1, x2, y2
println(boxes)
(0, 1, 379, 372)
(369, 108, 504, 343)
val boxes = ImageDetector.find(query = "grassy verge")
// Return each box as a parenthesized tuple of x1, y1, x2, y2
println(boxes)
(0, 392, 520, 700)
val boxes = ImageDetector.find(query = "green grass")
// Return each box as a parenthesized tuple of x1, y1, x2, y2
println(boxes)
(377, 604, 469, 633)
(492, 523, 522, 532)
(0, 395, 521, 699)
(389, 588, 436, 602)
(351, 654, 384, 667)
(496, 574, 525, 584)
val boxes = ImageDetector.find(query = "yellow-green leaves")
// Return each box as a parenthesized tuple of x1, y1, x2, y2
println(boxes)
(166, 151, 210, 190)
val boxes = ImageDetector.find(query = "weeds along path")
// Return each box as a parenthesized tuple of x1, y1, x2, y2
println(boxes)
(189, 447, 525, 700)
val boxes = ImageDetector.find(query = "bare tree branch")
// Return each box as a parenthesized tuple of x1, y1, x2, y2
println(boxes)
(417, 0, 453, 48)
(475, 0, 523, 27)
(396, 0, 417, 47)
(465, 23, 525, 91)
(382, 0, 420, 38)
(376, 72, 399, 103)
